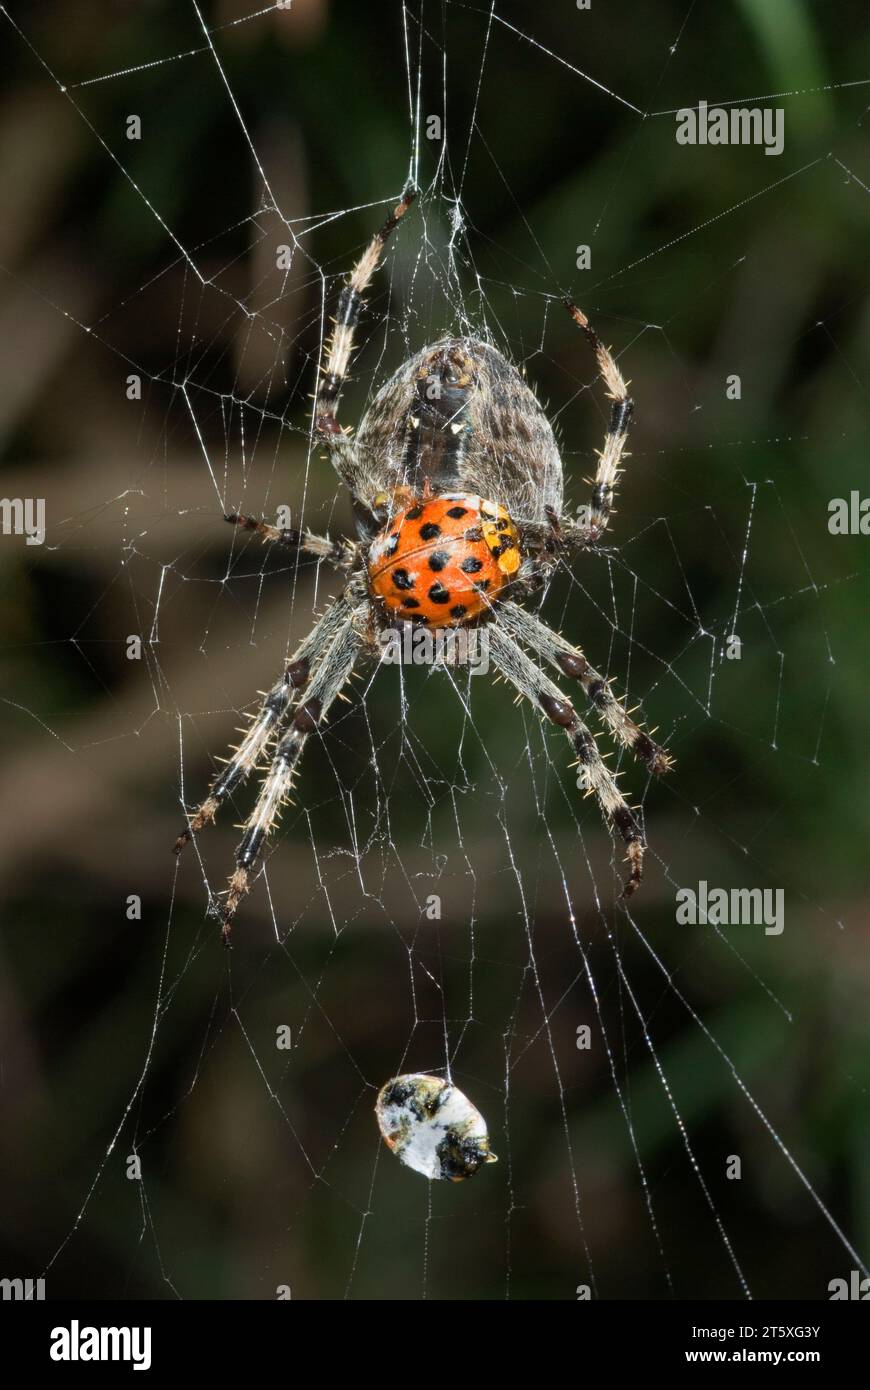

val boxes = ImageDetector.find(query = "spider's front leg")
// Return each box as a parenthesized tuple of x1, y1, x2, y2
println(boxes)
(173, 596, 353, 855)
(220, 600, 366, 939)
(488, 624, 646, 897)
(496, 601, 673, 777)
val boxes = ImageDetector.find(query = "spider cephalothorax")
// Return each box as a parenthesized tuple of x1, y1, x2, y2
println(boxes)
(174, 188, 673, 937)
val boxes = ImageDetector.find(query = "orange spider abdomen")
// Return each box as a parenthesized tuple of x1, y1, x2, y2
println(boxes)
(368, 493, 520, 627)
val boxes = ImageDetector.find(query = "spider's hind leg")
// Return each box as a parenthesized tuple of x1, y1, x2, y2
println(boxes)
(314, 186, 417, 440)
(488, 622, 646, 897)
(563, 301, 634, 544)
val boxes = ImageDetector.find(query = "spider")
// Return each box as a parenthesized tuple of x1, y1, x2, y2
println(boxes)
(174, 187, 672, 938)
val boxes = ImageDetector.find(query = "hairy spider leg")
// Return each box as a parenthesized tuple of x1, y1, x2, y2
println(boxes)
(224, 512, 356, 572)
(314, 186, 417, 440)
(488, 622, 646, 897)
(564, 301, 634, 545)
(496, 601, 673, 776)
(220, 601, 365, 938)
(173, 595, 355, 855)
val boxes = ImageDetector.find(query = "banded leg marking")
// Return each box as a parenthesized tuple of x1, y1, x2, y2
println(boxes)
(225, 512, 356, 571)
(488, 624, 646, 897)
(314, 186, 417, 437)
(173, 597, 352, 854)
(564, 300, 634, 542)
(497, 602, 672, 776)
(221, 608, 364, 935)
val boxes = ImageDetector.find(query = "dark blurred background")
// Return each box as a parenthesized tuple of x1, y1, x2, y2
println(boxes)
(1, 0, 869, 1300)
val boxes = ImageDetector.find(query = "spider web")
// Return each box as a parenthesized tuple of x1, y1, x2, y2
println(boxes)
(2, 0, 869, 1301)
